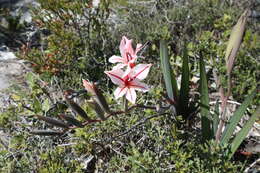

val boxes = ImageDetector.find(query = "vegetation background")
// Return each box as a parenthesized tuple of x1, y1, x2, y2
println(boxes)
(0, 0, 259, 172)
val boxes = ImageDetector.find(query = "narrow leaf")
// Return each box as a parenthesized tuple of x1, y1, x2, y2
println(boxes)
(87, 100, 106, 120)
(36, 115, 70, 128)
(179, 44, 190, 116)
(213, 100, 220, 137)
(225, 10, 250, 75)
(220, 89, 256, 146)
(65, 97, 91, 121)
(229, 106, 260, 159)
(59, 114, 84, 128)
(160, 40, 178, 102)
(93, 86, 111, 114)
(199, 57, 212, 141)
(30, 130, 63, 136)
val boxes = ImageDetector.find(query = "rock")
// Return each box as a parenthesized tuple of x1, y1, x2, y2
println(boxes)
(0, 50, 17, 60)
(0, 60, 24, 90)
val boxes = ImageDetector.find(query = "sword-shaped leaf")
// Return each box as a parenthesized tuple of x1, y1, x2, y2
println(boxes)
(220, 89, 256, 146)
(160, 40, 178, 103)
(229, 106, 260, 159)
(92, 86, 111, 114)
(199, 57, 212, 141)
(59, 114, 84, 128)
(36, 115, 70, 128)
(179, 44, 190, 117)
(65, 97, 91, 121)
(87, 99, 106, 120)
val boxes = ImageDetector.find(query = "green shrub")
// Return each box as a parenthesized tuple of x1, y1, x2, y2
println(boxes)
(19, 0, 117, 89)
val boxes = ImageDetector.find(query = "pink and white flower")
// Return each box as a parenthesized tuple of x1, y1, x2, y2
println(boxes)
(109, 36, 143, 69)
(105, 64, 152, 104)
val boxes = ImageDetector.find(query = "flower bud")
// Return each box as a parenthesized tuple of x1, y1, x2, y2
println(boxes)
(83, 79, 111, 114)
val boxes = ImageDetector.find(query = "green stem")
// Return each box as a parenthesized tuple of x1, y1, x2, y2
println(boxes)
(123, 96, 128, 112)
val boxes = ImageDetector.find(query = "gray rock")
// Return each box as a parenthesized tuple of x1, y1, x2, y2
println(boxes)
(0, 50, 17, 60)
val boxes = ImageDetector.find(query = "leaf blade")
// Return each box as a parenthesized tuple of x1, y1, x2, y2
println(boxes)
(229, 106, 260, 159)
(220, 89, 257, 146)
(65, 97, 91, 121)
(179, 44, 190, 116)
(160, 40, 178, 102)
(36, 115, 70, 128)
(59, 114, 84, 128)
(87, 100, 106, 120)
(199, 57, 211, 141)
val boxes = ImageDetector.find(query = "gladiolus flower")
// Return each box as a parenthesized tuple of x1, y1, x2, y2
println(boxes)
(105, 64, 152, 104)
(109, 36, 143, 69)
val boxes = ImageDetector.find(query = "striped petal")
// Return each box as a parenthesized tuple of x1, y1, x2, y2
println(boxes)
(114, 87, 128, 99)
(131, 64, 152, 80)
(130, 79, 149, 92)
(125, 87, 137, 104)
(104, 69, 125, 86)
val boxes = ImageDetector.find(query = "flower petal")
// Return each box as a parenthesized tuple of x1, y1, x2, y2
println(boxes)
(131, 64, 152, 80)
(130, 79, 149, 92)
(120, 36, 127, 57)
(82, 79, 95, 94)
(114, 87, 128, 99)
(135, 43, 143, 54)
(112, 63, 127, 70)
(122, 65, 132, 78)
(109, 55, 125, 64)
(126, 87, 136, 104)
(104, 69, 125, 86)
(125, 39, 135, 56)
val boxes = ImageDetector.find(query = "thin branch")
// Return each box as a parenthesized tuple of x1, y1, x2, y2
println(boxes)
(111, 112, 168, 139)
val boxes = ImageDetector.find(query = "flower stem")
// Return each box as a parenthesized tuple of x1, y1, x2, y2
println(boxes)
(123, 96, 128, 112)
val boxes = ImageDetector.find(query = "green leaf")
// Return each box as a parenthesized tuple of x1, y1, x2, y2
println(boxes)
(220, 89, 256, 146)
(199, 57, 211, 141)
(25, 72, 35, 89)
(160, 40, 178, 102)
(225, 10, 249, 76)
(36, 115, 70, 129)
(87, 100, 106, 121)
(229, 106, 260, 159)
(33, 97, 42, 113)
(213, 100, 220, 137)
(179, 44, 190, 116)
(92, 85, 111, 114)
(42, 99, 51, 112)
(65, 97, 91, 121)
(59, 114, 84, 128)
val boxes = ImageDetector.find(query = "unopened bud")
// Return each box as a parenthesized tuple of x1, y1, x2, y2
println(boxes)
(82, 79, 111, 114)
